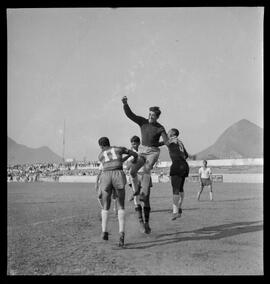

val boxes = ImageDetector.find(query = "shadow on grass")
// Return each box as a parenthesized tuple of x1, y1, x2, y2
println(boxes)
(215, 197, 261, 202)
(125, 220, 263, 250)
(151, 208, 200, 213)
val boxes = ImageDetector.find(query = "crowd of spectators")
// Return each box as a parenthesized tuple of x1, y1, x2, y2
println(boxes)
(7, 160, 170, 183)
(7, 161, 101, 182)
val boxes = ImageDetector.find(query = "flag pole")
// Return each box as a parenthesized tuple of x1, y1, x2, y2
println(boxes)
(62, 119, 65, 163)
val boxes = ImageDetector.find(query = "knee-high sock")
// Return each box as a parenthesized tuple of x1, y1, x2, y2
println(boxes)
(209, 191, 213, 200)
(143, 206, 151, 223)
(135, 204, 143, 223)
(118, 209, 125, 233)
(113, 199, 118, 211)
(101, 209, 109, 232)
(173, 194, 180, 213)
(133, 195, 140, 206)
(141, 173, 151, 196)
(131, 175, 139, 195)
(179, 192, 184, 208)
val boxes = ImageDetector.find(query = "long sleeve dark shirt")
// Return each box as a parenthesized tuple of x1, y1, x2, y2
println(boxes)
(123, 103, 168, 147)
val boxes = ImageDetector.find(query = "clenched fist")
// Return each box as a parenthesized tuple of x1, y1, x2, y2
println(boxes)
(121, 96, 128, 104)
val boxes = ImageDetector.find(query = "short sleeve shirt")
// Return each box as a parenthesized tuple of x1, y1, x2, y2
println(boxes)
(199, 167, 212, 179)
(98, 146, 130, 171)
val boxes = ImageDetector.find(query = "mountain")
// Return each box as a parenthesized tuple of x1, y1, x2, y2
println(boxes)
(158, 119, 263, 161)
(195, 119, 263, 160)
(8, 137, 62, 165)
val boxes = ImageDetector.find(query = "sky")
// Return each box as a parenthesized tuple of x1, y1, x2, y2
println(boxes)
(7, 7, 264, 161)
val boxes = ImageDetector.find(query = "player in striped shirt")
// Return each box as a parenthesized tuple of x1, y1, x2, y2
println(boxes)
(97, 137, 138, 247)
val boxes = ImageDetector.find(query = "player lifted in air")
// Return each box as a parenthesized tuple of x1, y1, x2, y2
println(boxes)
(162, 128, 190, 220)
(197, 160, 213, 201)
(122, 135, 153, 234)
(121, 96, 169, 233)
(97, 137, 138, 247)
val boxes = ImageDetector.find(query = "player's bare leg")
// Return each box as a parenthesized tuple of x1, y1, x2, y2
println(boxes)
(112, 198, 118, 216)
(179, 192, 184, 216)
(116, 188, 126, 247)
(101, 190, 112, 240)
(209, 185, 213, 201)
(97, 188, 103, 209)
(139, 165, 152, 202)
(129, 157, 145, 196)
(172, 193, 180, 220)
(197, 185, 204, 201)
(112, 189, 118, 216)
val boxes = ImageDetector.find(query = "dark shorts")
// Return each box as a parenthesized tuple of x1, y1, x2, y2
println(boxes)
(201, 178, 212, 186)
(100, 170, 126, 194)
(169, 160, 189, 177)
(171, 175, 186, 193)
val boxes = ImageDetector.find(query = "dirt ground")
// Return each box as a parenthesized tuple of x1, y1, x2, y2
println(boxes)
(7, 181, 263, 275)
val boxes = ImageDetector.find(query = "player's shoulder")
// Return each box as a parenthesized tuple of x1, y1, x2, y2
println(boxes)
(113, 146, 128, 152)
(154, 122, 165, 133)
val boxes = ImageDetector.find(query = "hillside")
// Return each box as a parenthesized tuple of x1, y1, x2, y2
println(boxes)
(158, 119, 263, 161)
(8, 137, 62, 165)
(195, 119, 263, 160)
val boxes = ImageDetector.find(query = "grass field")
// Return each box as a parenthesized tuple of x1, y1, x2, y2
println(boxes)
(7, 181, 263, 275)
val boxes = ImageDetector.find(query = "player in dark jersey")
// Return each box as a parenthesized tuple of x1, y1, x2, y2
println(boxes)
(121, 96, 169, 233)
(97, 137, 138, 247)
(161, 128, 189, 220)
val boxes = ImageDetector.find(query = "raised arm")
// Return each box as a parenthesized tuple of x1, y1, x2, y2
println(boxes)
(121, 96, 145, 126)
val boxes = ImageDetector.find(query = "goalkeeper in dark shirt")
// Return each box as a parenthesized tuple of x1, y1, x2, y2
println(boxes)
(122, 96, 169, 233)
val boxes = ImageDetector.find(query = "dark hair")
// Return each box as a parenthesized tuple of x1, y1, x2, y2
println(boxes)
(170, 128, 179, 137)
(149, 106, 161, 118)
(98, 137, 110, 147)
(203, 160, 207, 164)
(130, 135, 140, 143)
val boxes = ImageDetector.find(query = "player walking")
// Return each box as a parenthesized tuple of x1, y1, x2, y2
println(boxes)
(197, 160, 213, 201)
(97, 137, 138, 247)
(121, 96, 169, 233)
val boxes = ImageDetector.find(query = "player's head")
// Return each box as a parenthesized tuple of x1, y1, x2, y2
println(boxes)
(168, 128, 179, 138)
(98, 137, 110, 149)
(148, 106, 161, 123)
(203, 160, 207, 166)
(130, 135, 140, 150)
